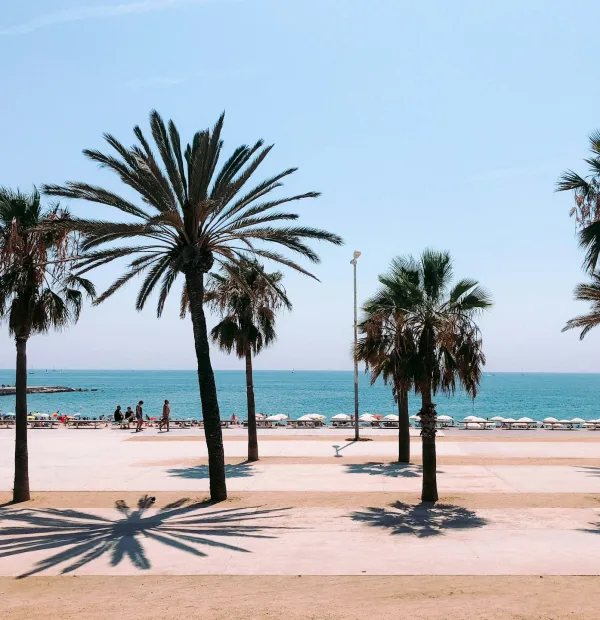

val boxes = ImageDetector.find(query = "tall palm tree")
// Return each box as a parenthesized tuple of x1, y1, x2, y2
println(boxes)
(365, 250, 491, 502)
(562, 274, 600, 338)
(557, 130, 600, 273)
(356, 300, 415, 463)
(0, 188, 95, 503)
(43, 111, 343, 501)
(204, 259, 290, 461)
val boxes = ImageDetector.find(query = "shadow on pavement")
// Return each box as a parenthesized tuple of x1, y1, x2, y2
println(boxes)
(344, 462, 442, 478)
(167, 462, 255, 479)
(350, 501, 488, 537)
(0, 495, 291, 578)
(577, 467, 600, 478)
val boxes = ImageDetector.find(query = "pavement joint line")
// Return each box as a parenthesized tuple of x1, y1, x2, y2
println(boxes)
(483, 465, 522, 493)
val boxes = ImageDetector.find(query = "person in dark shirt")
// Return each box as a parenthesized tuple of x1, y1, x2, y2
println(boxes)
(114, 406, 123, 423)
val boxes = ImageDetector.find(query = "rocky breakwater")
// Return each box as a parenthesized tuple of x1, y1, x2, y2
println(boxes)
(0, 386, 89, 396)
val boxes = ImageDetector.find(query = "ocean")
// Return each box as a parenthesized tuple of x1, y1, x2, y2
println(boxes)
(1, 370, 600, 422)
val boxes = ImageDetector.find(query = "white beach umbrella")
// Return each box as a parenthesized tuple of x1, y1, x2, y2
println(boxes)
(255, 413, 265, 420)
(383, 414, 399, 421)
(517, 417, 534, 423)
(570, 418, 586, 423)
(543, 417, 558, 423)
(296, 414, 315, 421)
(437, 415, 454, 421)
(489, 416, 505, 422)
(464, 416, 485, 423)
(503, 418, 516, 423)
(331, 413, 351, 420)
(359, 414, 376, 421)
(409, 415, 420, 420)
(306, 414, 325, 421)
(265, 414, 288, 421)
(558, 419, 572, 424)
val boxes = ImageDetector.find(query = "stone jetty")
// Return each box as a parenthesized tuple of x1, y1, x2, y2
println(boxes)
(0, 386, 89, 396)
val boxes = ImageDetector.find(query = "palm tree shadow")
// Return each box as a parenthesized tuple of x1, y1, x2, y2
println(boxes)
(578, 467, 600, 478)
(351, 502, 487, 537)
(580, 522, 600, 535)
(167, 462, 255, 479)
(344, 462, 441, 478)
(0, 495, 292, 578)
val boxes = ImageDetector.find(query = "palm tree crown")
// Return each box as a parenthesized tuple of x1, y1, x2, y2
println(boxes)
(0, 188, 95, 336)
(205, 259, 290, 357)
(43, 110, 343, 311)
(562, 273, 600, 339)
(365, 250, 491, 399)
(557, 130, 600, 273)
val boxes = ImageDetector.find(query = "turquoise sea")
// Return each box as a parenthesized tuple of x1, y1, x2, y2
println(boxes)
(1, 370, 600, 422)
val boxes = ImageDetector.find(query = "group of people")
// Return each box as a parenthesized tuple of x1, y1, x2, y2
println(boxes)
(113, 400, 171, 432)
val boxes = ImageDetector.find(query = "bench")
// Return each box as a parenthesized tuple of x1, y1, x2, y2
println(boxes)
(67, 419, 105, 429)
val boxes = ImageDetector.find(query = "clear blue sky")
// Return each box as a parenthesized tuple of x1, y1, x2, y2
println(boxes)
(1, 0, 600, 372)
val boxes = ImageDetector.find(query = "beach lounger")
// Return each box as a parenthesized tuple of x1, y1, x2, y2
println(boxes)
(462, 422, 482, 430)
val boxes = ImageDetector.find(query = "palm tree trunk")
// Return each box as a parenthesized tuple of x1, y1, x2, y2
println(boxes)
(13, 336, 30, 503)
(420, 380, 438, 502)
(185, 271, 227, 502)
(245, 350, 259, 462)
(397, 387, 410, 463)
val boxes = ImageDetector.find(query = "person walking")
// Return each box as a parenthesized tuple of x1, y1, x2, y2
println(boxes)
(158, 400, 170, 432)
(135, 401, 144, 432)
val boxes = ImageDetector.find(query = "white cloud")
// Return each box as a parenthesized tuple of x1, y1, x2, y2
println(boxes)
(0, 0, 239, 36)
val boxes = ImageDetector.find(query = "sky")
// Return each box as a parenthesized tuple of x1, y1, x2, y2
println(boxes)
(1, 0, 600, 372)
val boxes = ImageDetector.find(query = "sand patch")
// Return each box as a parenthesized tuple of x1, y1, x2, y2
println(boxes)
(136, 456, 600, 467)
(1, 576, 599, 620)
(2, 491, 600, 509)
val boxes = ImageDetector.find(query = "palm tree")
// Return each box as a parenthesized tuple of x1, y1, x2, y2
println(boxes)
(204, 259, 290, 461)
(557, 130, 600, 273)
(0, 188, 95, 503)
(365, 251, 491, 502)
(356, 300, 414, 464)
(43, 111, 343, 501)
(562, 274, 600, 338)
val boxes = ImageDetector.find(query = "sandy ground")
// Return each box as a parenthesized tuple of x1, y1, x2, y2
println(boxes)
(2, 576, 600, 620)
(2, 490, 600, 509)
(137, 455, 600, 467)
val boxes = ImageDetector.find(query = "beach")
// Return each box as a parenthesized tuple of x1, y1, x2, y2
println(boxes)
(1, 426, 600, 619)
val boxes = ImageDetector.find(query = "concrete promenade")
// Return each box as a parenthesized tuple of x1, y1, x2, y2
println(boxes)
(1, 427, 600, 619)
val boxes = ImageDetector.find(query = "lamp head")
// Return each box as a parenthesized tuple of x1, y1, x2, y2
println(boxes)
(353, 251, 361, 259)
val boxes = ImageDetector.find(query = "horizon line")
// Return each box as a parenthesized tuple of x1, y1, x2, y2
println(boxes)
(2, 368, 600, 375)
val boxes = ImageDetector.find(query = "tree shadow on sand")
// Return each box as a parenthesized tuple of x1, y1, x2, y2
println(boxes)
(0, 495, 291, 578)
(351, 502, 487, 537)
(344, 463, 442, 478)
(167, 463, 255, 480)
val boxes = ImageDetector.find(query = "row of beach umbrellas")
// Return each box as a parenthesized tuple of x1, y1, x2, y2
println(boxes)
(464, 415, 591, 424)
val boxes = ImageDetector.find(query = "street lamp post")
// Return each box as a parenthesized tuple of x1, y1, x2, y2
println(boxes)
(351, 251, 361, 441)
